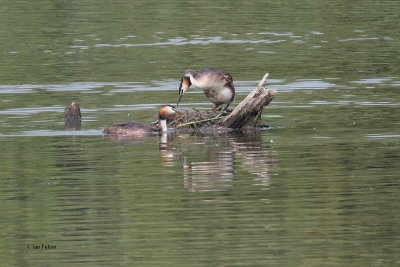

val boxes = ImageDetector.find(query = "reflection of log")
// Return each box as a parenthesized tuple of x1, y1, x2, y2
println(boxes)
(64, 102, 81, 130)
(221, 73, 277, 128)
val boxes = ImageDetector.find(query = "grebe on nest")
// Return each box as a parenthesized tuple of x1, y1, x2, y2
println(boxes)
(103, 105, 177, 137)
(177, 68, 235, 110)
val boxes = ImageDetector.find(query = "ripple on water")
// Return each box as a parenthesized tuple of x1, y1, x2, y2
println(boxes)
(94, 36, 288, 48)
(0, 106, 63, 115)
(273, 79, 337, 92)
(366, 134, 400, 140)
(0, 84, 43, 94)
(355, 101, 399, 106)
(0, 129, 103, 137)
(351, 78, 394, 84)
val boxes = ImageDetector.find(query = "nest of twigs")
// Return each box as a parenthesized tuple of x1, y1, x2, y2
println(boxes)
(153, 109, 231, 132)
(172, 109, 228, 127)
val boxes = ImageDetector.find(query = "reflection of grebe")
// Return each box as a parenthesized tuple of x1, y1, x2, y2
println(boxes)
(159, 133, 175, 167)
(103, 105, 177, 137)
(177, 68, 235, 110)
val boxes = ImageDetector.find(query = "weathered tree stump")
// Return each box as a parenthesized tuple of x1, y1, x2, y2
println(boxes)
(64, 102, 81, 130)
(221, 73, 277, 128)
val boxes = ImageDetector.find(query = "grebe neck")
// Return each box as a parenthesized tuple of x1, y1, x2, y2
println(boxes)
(159, 119, 168, 132)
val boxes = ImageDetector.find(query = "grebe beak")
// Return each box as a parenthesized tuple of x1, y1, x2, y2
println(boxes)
(177, 76, 191, 106)
(177, 92, 183, 106)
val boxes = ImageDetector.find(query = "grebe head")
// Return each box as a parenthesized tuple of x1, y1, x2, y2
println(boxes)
(159, 105, 177, 132)
(177, 69, 196, 105)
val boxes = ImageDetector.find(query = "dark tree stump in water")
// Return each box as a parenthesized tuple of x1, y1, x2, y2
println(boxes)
(221, 73, 277, 128)
(64, 102, 81, 130)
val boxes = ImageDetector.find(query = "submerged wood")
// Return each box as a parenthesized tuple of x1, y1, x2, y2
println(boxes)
(166, 72, 277, 132)
(64, 102, 81, 130)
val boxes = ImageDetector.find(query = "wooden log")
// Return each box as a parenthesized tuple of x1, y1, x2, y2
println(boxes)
(221, 73, 277, 129)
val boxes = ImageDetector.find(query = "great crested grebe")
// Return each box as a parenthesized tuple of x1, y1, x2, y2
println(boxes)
(103, 105, 177, 137)
(177, 68, 235, 110)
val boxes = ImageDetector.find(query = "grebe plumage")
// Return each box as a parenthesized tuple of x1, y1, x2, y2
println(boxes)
(103, 105, 177, 137)
(177, 68, 235, 110)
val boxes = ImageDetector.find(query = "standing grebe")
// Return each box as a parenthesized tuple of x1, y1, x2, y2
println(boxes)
(103, 105, 177, 137)
(177, 68, 235, 110)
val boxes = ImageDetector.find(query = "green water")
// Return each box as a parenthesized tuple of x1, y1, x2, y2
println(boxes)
(1, 0, 399, 266)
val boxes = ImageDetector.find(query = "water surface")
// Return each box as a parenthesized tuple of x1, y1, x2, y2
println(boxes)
(1, 0, 399, 266)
